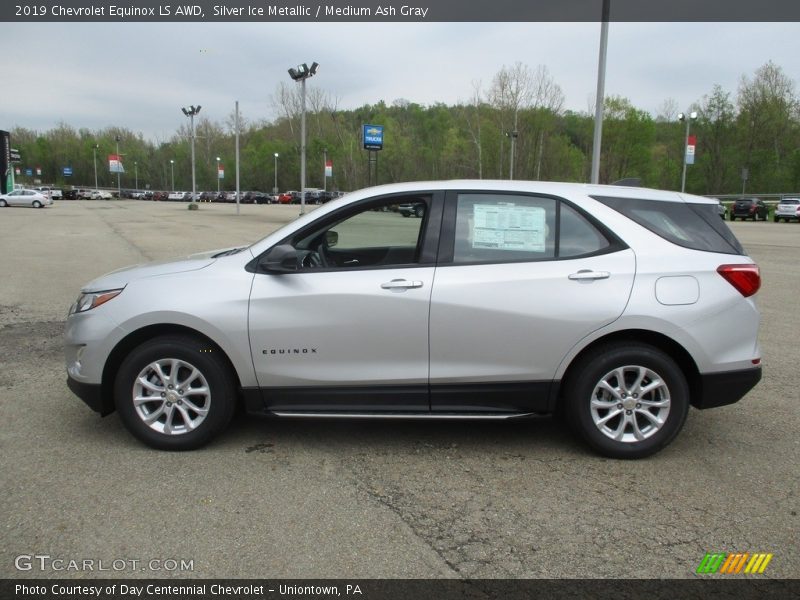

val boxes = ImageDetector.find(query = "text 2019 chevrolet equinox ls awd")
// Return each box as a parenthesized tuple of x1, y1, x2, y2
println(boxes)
(66, 181, 761, 458)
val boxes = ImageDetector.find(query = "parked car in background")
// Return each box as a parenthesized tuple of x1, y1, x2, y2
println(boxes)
(199, 192, 217, 202)
(730, 198, 768, 221)
(398, 202, 426, 218)
(773, 198, 800, 222)
(62, 189, 80, 200)
(710, 198, 726, 219)
(275, 192, 293, 204)
(0, 188, 53, 208)
(35, 186, 63, 199)
(168, 191, 189, 201)
(91, 190, 113, 200)
(152, 191, 168, 201)
(77, 189, 94, 199)
(65, 180, 761, 458)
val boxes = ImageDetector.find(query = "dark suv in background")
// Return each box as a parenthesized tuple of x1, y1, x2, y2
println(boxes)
(730, 198, 768, 221)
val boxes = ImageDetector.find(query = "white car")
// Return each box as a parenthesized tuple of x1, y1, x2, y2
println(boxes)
(90, 190, 113, 200)
(773, 198, 800, 222)
(0, 189, 53, 208)
(35, 186, 63, 199)
(65, 180, 762, 458)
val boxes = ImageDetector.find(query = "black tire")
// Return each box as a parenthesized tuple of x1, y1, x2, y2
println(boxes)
(414, 205, 425, 218)
(563, 343, 690, 459)
(32, 200, 42, 208)
(114, 335, 236, 450)
(729, 215, 735, 221)
(0, 199, 7, 207)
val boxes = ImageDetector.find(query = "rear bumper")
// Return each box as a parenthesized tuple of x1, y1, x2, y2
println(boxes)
(693, 367, 762, 409)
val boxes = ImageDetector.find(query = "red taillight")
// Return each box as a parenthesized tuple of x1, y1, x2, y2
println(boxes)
(717, 264, 761, 297)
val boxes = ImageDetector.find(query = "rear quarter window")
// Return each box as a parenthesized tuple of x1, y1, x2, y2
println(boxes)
(592, 195, 744, 255)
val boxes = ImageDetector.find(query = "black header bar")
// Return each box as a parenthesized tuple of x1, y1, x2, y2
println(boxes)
(3, 0, 800, 22)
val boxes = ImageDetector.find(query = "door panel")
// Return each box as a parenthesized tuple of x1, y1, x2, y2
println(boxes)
(429, 250, 636, 402)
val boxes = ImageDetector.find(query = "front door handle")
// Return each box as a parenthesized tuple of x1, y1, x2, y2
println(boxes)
(568, 270, 610, 281)
(381, 279, 424, 291)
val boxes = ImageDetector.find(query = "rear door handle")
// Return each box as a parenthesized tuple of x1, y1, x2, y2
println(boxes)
(381, 279, 424, 291)
(568, 270, 610, 281)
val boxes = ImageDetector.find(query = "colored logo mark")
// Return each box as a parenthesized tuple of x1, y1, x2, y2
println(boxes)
(697, 552, 773, 574)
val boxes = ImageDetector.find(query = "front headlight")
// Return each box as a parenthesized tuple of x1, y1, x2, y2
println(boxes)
(70, 289, 124, 314)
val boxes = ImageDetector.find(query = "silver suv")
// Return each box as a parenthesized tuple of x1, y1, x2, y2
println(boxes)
(65, 181, 762, 458)
(773, 197, 800, 222)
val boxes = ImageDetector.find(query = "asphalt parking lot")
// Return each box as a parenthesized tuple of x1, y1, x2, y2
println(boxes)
(1, 200, 797, 579)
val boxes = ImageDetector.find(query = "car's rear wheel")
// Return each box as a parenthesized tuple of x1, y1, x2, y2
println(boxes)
(32, 200, 42, 208)
(564, 343, 689, 459)
(114, 335, 236, 450)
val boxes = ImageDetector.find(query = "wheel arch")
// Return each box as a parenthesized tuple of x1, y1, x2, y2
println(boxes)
(100, 324, 243, 415)
(557, 329, 702, 410)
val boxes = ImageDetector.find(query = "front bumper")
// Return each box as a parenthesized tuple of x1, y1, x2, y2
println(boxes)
(66, 376, 114, 416)
(693, 366, 762, 409)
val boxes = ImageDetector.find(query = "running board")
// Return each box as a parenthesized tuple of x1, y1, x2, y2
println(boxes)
(270, 411, 541, 420)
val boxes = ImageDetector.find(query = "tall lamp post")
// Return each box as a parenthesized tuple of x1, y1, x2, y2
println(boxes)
(181, 105, 202, 203)
(170, 159, 175, 192)
(114, 135, 122, 198)
(505, 130, 519, 180)
(134, 161, 138, 191)
(273, 153, 279, 194)
(678, 111, 697, 193)
(216, 156, 221, 194)
(92, 144, 99, 191)
(288, 61, 319, 215)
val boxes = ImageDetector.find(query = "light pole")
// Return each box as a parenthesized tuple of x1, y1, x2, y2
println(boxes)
(170, 159, 175, 192)
(92, 144, 99, 191)
(591, 0, 610, 184)
(134, 161, 138, 191)
(505, 130, 519, 180)
(678, 111, 697, 193)
(273, 153, 279, 194)
(114, 135, 122, 198)
(216, 156, 221, 194)
(323, 148, 327, 192)
(288, 61, 319, 214)
(181, 105, 202, 203)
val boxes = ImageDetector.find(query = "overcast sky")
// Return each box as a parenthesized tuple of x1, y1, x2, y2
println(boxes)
(1, 21, 798, 141)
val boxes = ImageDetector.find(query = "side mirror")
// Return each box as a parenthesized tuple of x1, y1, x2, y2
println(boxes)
(325, 230, 338, 248)
(259, 244, 298, 273)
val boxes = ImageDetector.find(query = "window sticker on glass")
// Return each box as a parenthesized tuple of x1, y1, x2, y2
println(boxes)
(472, 204, 547, 252)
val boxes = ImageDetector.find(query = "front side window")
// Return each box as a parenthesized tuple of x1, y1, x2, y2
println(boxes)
(290, 197, 429, 270)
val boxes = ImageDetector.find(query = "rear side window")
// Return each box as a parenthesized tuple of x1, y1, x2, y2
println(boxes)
(450, 193, 618, 264)
(592, 195, 744, 255)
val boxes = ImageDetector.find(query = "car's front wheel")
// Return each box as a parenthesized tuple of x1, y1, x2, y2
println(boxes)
(32, 200, 42, 208)
(0, 199, 7, 207)
(564, 343, 690, 459)
(114, 335, 236, 450)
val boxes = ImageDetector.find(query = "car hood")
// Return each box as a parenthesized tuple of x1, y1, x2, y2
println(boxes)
(80, 247, 238, 292)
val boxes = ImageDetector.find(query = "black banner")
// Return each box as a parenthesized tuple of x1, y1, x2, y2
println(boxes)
(2, 0, 800, 22)
(3, 579, 800, 600)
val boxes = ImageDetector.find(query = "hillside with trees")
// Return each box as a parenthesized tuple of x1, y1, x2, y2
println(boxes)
(9, 61, 800, 196)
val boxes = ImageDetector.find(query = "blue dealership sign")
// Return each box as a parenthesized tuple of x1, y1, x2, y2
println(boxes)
(363, 124, 384, 151)
(63, 167, 73, 176)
